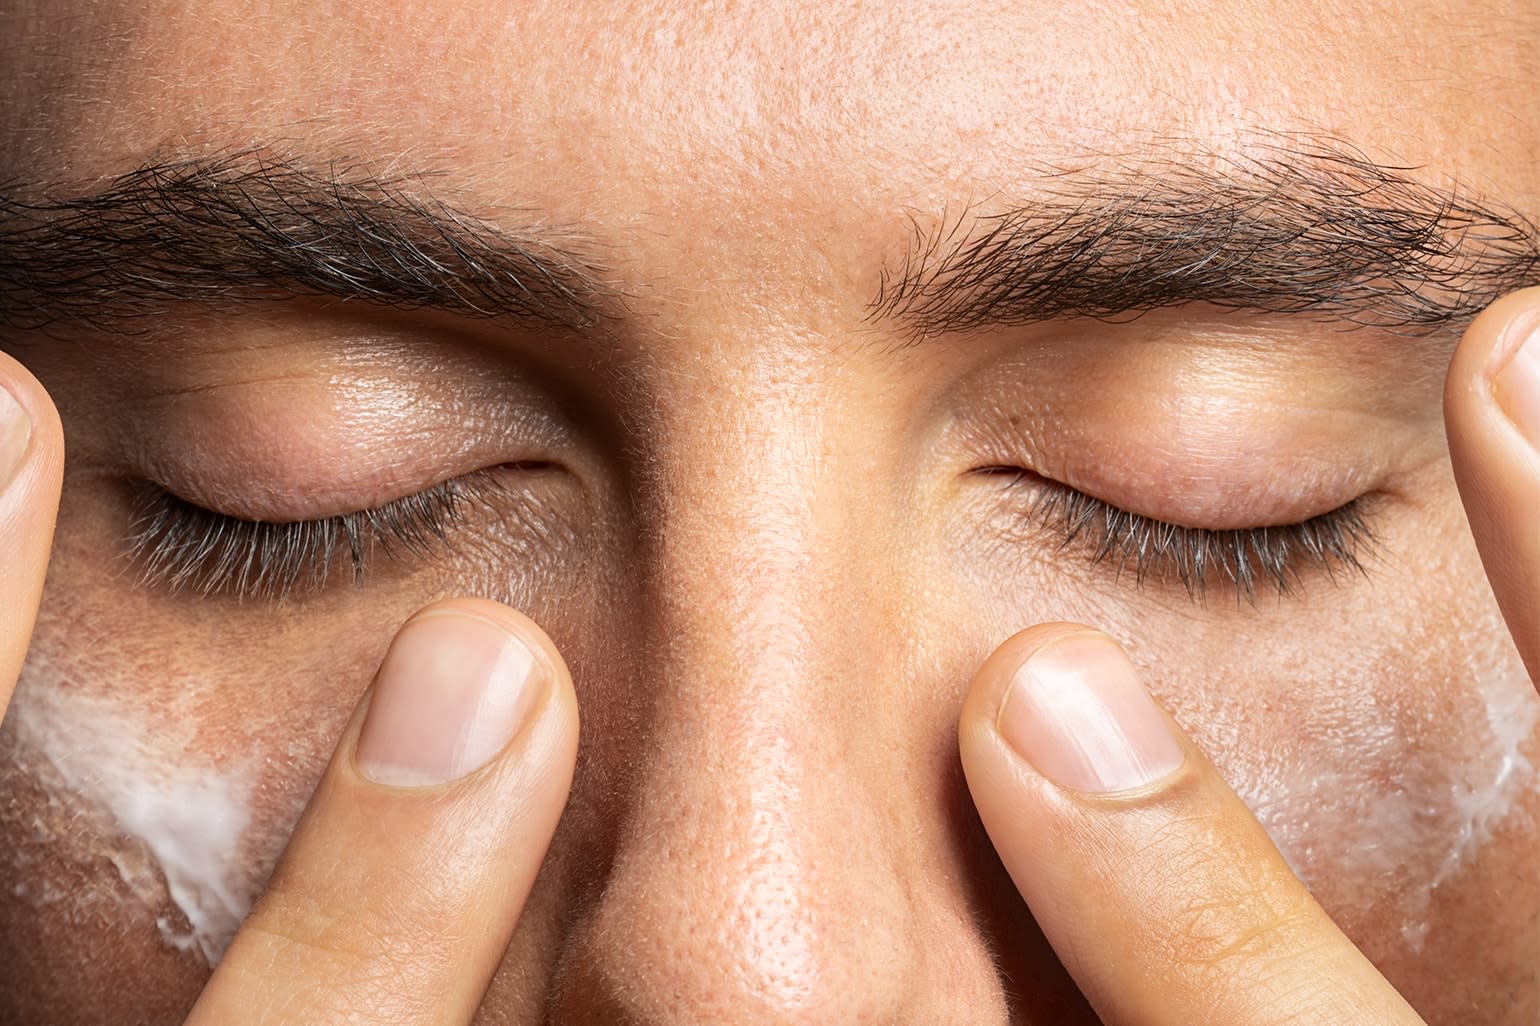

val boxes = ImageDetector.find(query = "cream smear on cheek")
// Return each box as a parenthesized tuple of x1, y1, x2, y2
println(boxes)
(5, 612, 1534, 973)
(5, 673, 257, 966)
(1229, 614, 1539, 956)
(1396, 636, 1539, 951)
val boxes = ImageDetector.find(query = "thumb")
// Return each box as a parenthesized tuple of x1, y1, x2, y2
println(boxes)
(959, 623, 1426, 1026)
(0, 351, 63, 721)
(1445, 285, 1540, 683)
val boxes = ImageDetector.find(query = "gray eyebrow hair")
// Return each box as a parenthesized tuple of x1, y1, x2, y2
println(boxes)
(872, 142, 1540, 342)
(0, 150, 618, 334)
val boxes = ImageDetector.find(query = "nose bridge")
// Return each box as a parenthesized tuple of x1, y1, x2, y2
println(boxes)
(553, 368, 936, 1022)
(645, 357, 870, 729)
(643, 361, 888, 890)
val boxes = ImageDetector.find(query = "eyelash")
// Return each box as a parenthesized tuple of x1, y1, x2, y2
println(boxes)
(124, 472, 506, 601)
(125, 465, 1377, 603)
(982, 468, 1378, 600)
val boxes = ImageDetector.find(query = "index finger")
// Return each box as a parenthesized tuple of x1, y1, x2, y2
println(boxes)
(959, 624, 1427, 1026)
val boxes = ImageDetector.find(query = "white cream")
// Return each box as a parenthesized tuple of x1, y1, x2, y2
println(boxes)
(1398, 640, 1538, 951)
(1232, 626, 1539, 956)
(6, 681, 256, 966)
(3, 610, 1535, 973)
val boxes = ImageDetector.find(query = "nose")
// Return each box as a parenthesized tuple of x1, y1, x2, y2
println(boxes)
(545, 382, 1006, 1023)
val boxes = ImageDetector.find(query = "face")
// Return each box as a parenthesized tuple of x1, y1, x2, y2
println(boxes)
(1, 1, 1536, 1023)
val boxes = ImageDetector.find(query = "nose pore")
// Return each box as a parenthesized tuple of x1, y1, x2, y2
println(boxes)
(556, 725, 922, 1024)
(548, 400, 949, 1023)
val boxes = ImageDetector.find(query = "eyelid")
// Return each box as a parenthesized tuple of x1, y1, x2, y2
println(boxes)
(123, 325, 587, 524)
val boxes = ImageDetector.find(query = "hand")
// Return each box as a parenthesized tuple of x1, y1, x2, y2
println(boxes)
(0, 355, 580, 1025)
(958, 288, 1540, 1024)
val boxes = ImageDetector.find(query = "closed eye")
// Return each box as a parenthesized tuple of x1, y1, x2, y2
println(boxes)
(977, 468, 1380, 600)
(123, 465, 543, 601)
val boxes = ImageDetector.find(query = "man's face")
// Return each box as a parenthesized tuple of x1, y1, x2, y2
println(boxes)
(1, 1, 1536, 1023)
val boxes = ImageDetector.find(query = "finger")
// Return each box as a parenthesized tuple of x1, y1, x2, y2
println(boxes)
(960, 623, 1426, 1026)
(1445, 285, 1540, 682)
(0, 351, 63, 720)
(186, 599, 580, 1026)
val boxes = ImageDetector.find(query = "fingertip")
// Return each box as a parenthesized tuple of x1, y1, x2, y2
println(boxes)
(353, 598, 579, 791)
(426, 598, 582, 768)
(403, 597, 578, 707)
(971, 624, 1187, 796)
(1446, 284, 1540, 430)
(0, 349, 64, 503)
(0, 351, 64, 715)
(1445, 287, 1540, 681)
(959, 623, 1136, 830)
(960, 622, 1096, 779)
(961, 622, 1094, 730)
(958, 624, 1422, 1024)
(192, 599, 579, 1025)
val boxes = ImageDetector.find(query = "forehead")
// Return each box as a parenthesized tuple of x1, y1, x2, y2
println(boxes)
(6, 1, 1534, 358)
(3, 0, 1536, 330)
(9, 3, 1534, 174)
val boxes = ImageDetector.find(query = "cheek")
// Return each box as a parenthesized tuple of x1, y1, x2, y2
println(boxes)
(0, 525, 621, 976)
(0, 627, 345, 968)
(1, 670, 260, 965)
(1141, 580, 1539, 971)
(1324, 626, 1525, 942)
(1228, 611, 1533, 945)
(0, 566, 384, 969)
(967, 493, 1539, 1003)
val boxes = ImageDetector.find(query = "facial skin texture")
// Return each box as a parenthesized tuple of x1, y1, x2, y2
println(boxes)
(0, 2, 1538, 1024)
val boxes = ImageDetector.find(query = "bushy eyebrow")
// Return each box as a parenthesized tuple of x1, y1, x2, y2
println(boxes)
(5, 141, 1536, 347)
(873, 141, 1540, 342)
(0, 149, 618, 335)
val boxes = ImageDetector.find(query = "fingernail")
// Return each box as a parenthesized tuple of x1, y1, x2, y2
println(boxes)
(1493, 316, 1540, 449)
(997, 632, 1184, 793)
(0, 381, 32, 492)
(356, 610, 545, 788)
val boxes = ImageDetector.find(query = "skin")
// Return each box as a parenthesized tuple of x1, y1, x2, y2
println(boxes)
(0, 1, 1538, 1023)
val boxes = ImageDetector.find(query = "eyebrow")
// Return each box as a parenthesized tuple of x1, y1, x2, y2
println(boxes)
(872, 141, 1540, 342)
(0, 150, 617, 335)
(4, 142, 1535, 346)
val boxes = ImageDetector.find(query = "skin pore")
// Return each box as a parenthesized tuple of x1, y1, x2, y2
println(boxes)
(0, 1, 1538, 1023)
